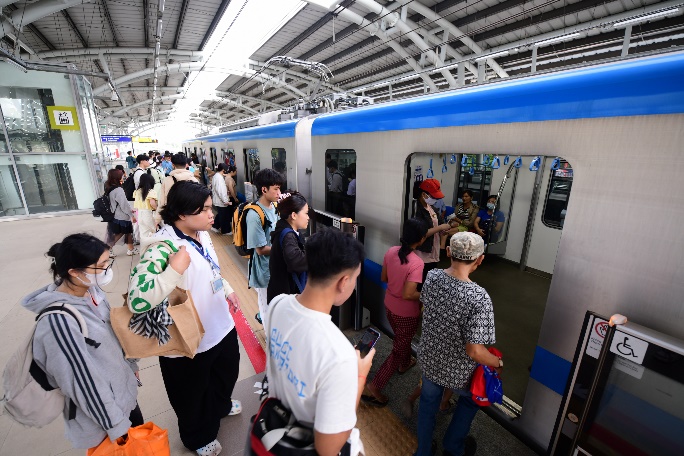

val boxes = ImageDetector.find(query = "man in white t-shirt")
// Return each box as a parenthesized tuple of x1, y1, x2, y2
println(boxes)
(265, 229, 375, 456)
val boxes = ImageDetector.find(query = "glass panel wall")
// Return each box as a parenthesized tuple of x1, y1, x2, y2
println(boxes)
(0, 61, 99, 217)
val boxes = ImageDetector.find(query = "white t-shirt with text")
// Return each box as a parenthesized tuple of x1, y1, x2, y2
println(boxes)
(266, 294, 359, 436)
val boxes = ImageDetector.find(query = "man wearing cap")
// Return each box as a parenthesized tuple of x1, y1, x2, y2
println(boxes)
(415, 232, 503, 456)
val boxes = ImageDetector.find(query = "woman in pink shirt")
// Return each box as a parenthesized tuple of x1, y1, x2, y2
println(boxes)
(362, 218, 428, 406)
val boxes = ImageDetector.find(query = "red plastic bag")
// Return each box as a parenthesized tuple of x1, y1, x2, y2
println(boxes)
(87, 422, 170, 456)
(470, 347, 503, 406)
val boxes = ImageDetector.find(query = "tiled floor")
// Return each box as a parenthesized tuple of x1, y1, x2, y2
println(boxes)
(0, 214, 537, 456)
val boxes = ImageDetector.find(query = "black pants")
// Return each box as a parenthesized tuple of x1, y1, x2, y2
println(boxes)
(212, 205, 232, 234)
(418, 261, 439, 291)
(159, 330, 240, 450)
(130, 403, 144, 427)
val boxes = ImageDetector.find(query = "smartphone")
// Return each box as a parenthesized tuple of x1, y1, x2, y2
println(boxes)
(355, 328, 381, 358)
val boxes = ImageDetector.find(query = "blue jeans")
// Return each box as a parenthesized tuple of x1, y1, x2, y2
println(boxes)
(416, 375, 480, 456)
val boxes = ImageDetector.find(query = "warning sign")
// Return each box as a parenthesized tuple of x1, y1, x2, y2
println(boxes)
(586, 317, 609, 359)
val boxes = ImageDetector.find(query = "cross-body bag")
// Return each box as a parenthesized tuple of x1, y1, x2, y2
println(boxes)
(248, 297, 351, 456)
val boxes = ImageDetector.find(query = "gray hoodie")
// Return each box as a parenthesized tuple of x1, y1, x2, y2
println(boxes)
(21, 284, 139, 449)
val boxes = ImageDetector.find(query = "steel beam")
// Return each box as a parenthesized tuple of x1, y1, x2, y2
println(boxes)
(199, 0, 231, 50)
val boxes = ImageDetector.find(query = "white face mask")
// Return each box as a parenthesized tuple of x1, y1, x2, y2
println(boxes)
(424, 195, 437, 206)
(78, 268, 114, 287)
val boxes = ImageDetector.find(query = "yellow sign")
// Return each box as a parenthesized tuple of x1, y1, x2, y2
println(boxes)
(46, 106, 80, 130)
(132, 136, 158, 143)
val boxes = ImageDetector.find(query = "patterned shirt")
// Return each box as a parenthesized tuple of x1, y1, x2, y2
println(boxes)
(418, 269, 496, 390)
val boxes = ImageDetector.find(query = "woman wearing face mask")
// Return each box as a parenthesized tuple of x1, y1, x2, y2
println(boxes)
(21, 234, 143, 451)
(475, 194, 506, 244)
(414, 179, 454, 283)
(267, 191, 310, 303)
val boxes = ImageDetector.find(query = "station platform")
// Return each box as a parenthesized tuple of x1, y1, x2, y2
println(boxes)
(0, 214, 536, 455)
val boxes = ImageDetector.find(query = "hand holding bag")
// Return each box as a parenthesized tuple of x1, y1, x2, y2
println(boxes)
(111, 288, 204, 359)
(87, 422, 170, 456)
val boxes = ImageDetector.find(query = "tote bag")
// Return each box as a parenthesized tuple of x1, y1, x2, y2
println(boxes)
(111, 288, 205, 359)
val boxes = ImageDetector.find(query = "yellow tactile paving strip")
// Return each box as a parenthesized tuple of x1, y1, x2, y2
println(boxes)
(208, 232, 418, 456)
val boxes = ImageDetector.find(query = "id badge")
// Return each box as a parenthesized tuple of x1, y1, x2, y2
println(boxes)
(211, 276, 224, 294)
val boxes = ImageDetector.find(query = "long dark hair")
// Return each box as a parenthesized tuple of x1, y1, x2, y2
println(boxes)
(138, 172, 155, 200)
(105, 168, 124, 193)
(399, 218, 428, 264)
(47, 234, 109, 285)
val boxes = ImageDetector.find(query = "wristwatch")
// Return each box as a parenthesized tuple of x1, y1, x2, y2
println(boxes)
(498, 358, 503, 368)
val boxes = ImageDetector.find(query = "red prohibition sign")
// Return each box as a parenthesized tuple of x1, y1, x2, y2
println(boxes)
(595, 321, 608, 338)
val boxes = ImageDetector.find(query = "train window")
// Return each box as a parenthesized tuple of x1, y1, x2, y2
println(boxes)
(244, 148, 260, 183)
(271, 148, 287, 186)
(542, 159, 573, 229)
(222, 148, 235, 167)
(325, 149, 356, 219)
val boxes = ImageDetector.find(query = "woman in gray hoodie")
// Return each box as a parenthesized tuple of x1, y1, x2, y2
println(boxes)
(21, 233, 142, 450)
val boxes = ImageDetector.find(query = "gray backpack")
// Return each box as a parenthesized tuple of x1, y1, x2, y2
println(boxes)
(1, 303, 88, 427)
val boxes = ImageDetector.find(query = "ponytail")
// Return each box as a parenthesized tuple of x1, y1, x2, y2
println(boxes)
(398, 238, 412, 265)
(398, 218, 430, 264)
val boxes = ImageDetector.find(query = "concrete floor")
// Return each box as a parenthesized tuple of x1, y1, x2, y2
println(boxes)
(0, 214, 256, 456)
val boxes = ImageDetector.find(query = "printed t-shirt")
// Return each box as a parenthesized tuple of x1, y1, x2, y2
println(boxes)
(266, 294, 359, 437)
(133, 188, 157, 210)
(418, 269, 496, 390)
(383, 246, 423, 317)
(246, 201, 278, 288)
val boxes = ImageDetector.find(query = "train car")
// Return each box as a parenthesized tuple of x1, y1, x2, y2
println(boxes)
(185, 51, 684, 453)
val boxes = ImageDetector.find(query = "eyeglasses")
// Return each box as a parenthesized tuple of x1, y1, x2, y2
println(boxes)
(91, 257, 115, 273)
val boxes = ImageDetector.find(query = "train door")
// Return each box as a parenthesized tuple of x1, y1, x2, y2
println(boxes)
(404, 153, 573, 412)
(243, 148, 260, 183)
(209, 147, 217, 170)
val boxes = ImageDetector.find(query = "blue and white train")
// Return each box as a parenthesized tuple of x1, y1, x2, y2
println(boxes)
(184, 52, 684, 453)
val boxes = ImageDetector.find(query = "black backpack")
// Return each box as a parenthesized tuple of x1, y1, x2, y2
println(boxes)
(92, 192, 116, 222)
(122, 168, 150, 201)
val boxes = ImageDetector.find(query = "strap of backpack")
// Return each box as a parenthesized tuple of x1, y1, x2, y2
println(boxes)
(171, 175, 177, 183)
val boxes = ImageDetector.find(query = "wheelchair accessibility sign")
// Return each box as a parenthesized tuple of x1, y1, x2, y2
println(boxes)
(609, 331, 648, 365)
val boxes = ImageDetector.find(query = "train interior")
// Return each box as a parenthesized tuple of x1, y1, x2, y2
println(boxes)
(403, 153, 573, 411)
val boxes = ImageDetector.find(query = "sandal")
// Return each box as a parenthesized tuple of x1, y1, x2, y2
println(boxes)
(228, 399, 242, 416)
(398, 357, 417, 374)
(361, 394, 389, 407)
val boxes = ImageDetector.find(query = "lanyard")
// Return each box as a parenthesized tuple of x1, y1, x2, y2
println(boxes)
(172, 226, 221, 273)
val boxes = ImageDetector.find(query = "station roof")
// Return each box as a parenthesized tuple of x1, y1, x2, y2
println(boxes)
(2, 0, 682, 135)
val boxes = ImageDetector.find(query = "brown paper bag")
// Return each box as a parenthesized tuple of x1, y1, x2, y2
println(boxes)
(111, 288, 205, 359)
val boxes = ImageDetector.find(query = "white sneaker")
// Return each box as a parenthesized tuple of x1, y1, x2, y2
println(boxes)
(109, 249, 117, 258)
(210, 227, 220, 234)
(228, 399, 242, 416)
(196, 439, 222, 456)
(126, 248, 139, 256)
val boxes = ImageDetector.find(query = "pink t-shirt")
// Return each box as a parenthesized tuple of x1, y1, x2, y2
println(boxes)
(383, 246, 424, 318)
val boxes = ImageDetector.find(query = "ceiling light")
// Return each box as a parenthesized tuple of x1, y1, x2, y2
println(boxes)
(534, 32, 582, 47)
(306, 0, 339, 10)
(613, 8, 680, 28)
(475, 50, 510, 61)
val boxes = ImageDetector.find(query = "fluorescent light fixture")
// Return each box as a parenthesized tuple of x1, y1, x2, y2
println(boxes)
(613, 8, 680, 28)
(306, 0, 339, 10)
(534, 32, 582, 47)
(475, 50, 510, 61)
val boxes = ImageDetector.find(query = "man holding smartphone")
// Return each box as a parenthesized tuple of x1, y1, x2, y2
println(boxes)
(416, 232, 503, 456)
(264, 229, 374, 456)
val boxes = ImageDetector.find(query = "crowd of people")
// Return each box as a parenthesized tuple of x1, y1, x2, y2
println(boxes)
(14, 153, 504, 456)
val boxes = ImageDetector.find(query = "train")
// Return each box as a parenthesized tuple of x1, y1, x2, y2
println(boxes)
(184, 51, 684, 453)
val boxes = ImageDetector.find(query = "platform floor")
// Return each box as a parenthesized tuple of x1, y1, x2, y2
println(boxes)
(0, 214, 537, 455)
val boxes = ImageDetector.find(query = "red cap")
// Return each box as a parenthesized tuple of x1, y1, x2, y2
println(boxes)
(419, 179, 445, 199)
